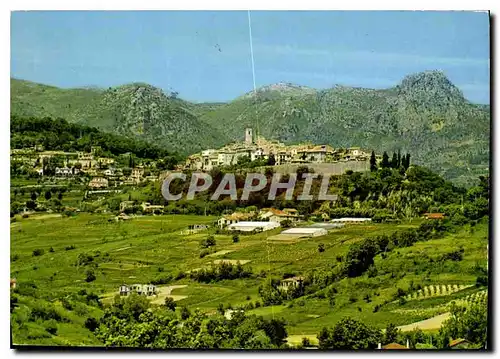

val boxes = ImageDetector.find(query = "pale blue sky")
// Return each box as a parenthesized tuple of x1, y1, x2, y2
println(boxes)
(11, 11, 490, 103)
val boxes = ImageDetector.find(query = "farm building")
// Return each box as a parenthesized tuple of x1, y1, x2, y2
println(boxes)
(279, 276, 305, 291)
(184, 224, 210, 234)
(141, 202, 164, 213)
(308, 223, 345, 230)
(119, 284, 157, 297)
(259, 208, 302, 223)
(115, 213, 131, 221)
(280, 227, 328, 237)
(226, 221, 280, 232)
(218, 212, 254, 228)
(331, 217, 372, 224)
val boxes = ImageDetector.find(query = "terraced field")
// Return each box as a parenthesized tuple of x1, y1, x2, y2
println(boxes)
(10, 212, 488, 346)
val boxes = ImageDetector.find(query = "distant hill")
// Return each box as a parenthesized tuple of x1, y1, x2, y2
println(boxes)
(10, 71, 490, 186)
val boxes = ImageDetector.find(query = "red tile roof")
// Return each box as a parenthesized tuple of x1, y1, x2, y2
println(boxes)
(424, 213, 445, 220)
(382, 343, 409, 350)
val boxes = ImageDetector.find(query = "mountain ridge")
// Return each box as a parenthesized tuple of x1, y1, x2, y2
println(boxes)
(10, 71, 490, 186)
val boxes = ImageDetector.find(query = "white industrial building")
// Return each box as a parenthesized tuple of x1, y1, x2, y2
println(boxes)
(280, 227, 328, 237)
(227, 221, 281, 232)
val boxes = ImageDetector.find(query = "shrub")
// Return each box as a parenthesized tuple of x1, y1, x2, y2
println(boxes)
(49, 247, 55, 253)
(85, 270, 96, 283)
(32, 248, 44, 257)
(84, 317, 99, 332)
(151, 274, 172, 285)
(476, 275, 488, 287)
(65, 245, 76, 251)
(318, 244, 325, 253)
(232, 234, 240, 243)
(45, 319, 57, 335)
(163, 297, 177, 311)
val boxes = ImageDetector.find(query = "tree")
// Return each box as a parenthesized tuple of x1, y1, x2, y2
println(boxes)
(267, 154, 276, 166)
(391, 152, 398, 168)
(26, 200, 36, 210)
(318, 317, 381, 349)
(44, 190, 52, 200)
(281, 219, 292, 228)
(439, 302, 487, 347)
(381, 152, 390, 168)
(370, 151, 377, 172)
(57, 192, 63, 201)
(232, 234, 240, 243)
(180, 306, 191, 320)
(384, 323, 399, 344)
(318, 243, 325, 253)
(30, 192, 38, 201)
(397, 149, 402, 168)
(85, 317, 99, 332)
(164, 297, 177, 311)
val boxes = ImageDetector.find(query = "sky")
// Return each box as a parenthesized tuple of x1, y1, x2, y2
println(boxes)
(11, 11, 490, 104)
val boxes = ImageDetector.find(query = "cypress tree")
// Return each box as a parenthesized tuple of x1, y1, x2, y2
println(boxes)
(370, 151, 377, 172)
(397, 149, 401, 168)
(391, 152, 398, 168)
(381, 152, 390, 168)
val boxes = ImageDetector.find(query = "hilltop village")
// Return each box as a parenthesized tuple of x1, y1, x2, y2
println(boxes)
(181, 128, 374, 171)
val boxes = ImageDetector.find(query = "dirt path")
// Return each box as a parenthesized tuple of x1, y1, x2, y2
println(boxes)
(150, 285, 188, 304)
(397, 312, 451, 332)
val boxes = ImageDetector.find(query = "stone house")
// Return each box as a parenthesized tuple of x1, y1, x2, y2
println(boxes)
(89, 177, 109, 188)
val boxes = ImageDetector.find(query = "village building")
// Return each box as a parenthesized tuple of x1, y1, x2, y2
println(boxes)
(119, 284, 157, 297)
(88, 177, 109, 189)
(120, 201, 135, 212)
(259, 208, 301, 223)
(279, 276, 305, 291)
(55, 167, 78, 176)
(226, 221, 280, 232)
(131, 167, 145, 183)
(103, 168, 116, 177)
(217, 212, 254, 228)
(184, 224, 209, 234)
(141, 202, 164, 213)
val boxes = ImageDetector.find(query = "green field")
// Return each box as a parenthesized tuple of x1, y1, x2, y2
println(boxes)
(10, 213, 488, 346)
